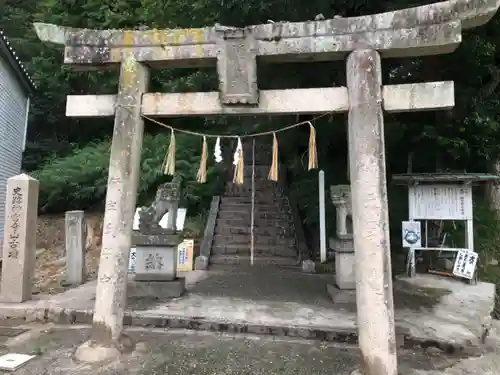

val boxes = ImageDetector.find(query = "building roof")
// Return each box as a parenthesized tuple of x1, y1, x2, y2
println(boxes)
(0, 30, 36, 93)
(392, 173, 500, 185)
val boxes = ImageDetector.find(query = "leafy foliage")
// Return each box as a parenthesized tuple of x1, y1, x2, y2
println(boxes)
(32, 133, 226, 214)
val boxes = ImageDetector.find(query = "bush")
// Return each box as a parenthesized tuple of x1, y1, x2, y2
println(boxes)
(31, 133, 226, 216)
(473, 198, 500, 283)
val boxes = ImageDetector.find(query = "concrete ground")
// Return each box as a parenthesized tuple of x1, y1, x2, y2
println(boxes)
(0, 266, 493, 349)
(0, 323, 477, 375)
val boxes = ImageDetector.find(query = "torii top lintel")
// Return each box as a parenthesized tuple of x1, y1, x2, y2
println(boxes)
(34, 0, 500, 69)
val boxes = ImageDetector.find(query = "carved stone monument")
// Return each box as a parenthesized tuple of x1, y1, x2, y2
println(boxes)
(0, 174, 39, 303)
(129, 179, 185, 298)
(330, 185, 355, 290)
(65, 210, 86, 285)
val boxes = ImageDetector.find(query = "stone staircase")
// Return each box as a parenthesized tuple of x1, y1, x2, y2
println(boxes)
(210, 141, 300, 267)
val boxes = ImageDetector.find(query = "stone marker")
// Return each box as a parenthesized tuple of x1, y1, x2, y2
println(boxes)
(65, 210, 86, 285)
(0, 174, 39, 303)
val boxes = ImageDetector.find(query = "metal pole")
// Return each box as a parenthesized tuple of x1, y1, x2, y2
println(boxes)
(250, 139, 255, 266)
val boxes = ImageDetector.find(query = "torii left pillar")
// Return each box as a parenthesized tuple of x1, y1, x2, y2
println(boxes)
(75, 56, 149, 361)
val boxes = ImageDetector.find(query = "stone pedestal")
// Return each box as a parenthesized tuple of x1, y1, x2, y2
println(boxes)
(127, 277, 186, 299)
(131, 232, 186, 298)
(330, 185, 356, 290)
(132, 233, 180, 282)
(330, 237, 355, 290)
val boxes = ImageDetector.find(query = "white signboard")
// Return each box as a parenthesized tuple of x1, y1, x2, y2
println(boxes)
(452, 249, 478, 279)
(409, 184, 473, 220)
(402, 221, 422, 248)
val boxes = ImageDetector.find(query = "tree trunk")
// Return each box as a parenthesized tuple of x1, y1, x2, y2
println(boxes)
(486, 159, 500, 215)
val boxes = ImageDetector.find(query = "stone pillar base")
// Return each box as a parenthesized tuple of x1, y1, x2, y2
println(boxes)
(128, 277, 186, 299)
(194, 255, 209, 270)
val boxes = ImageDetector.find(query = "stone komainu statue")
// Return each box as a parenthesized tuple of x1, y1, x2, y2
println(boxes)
(138, 176, 182, 234)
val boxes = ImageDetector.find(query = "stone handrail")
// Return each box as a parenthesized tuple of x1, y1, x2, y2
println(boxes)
(285, 185, 311, 262)
(194, 196, 220, 270)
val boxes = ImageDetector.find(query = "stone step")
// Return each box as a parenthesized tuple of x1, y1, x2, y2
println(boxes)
(225, 185, 285, 194)
(220, 197, 290, 206)
(215, 218, 295, 229)
(214, 225, 293, 237)
(218, 210, 293, 221)
(209, 255, 298, 267)
(224, 192, 286, 201)
(211, 244, 297, 257)
(212, 234, 295, 247)
(219, 203, 290, 213)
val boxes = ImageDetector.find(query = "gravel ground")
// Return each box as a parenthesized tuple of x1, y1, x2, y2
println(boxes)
(0, 325, 470, 375)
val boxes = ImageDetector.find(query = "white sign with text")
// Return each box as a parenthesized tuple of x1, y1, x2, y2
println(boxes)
(452, 249, 478, 279)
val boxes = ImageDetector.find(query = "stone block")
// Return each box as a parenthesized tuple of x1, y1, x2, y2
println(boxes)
(127, 277, 186, 299)
(0, 174, 39, 303)
(65, 210, 86, 285)
(327, 284, 356, 304)
(335, 251, 356, 290)
(134, 246, 177, 281)
(331, 237, 355, 290)
(301, 259, 316, 273)
(194, 255, 209, 270)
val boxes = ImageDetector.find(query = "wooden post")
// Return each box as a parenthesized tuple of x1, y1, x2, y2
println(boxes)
(76, 55, 150, 361)
(318, 170, 327, 263)
(346, 49, 397, 375)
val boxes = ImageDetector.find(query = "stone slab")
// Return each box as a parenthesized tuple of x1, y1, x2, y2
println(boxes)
(127, 278, 186, 299)
(132, 233, 179, 246)
(0, 353, 36, 371)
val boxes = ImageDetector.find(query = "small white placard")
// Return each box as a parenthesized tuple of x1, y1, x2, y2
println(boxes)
(402, 221, 422, 248)
(128, 247, 137, 273)
(0, 353, 36, 371)
(452, 249, 479, 280)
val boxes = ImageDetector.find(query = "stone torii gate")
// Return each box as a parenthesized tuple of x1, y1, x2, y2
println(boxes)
(35, 0, 500, 372)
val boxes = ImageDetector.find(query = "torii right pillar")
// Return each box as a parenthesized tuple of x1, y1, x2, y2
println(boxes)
(347, 49, 397, 375)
